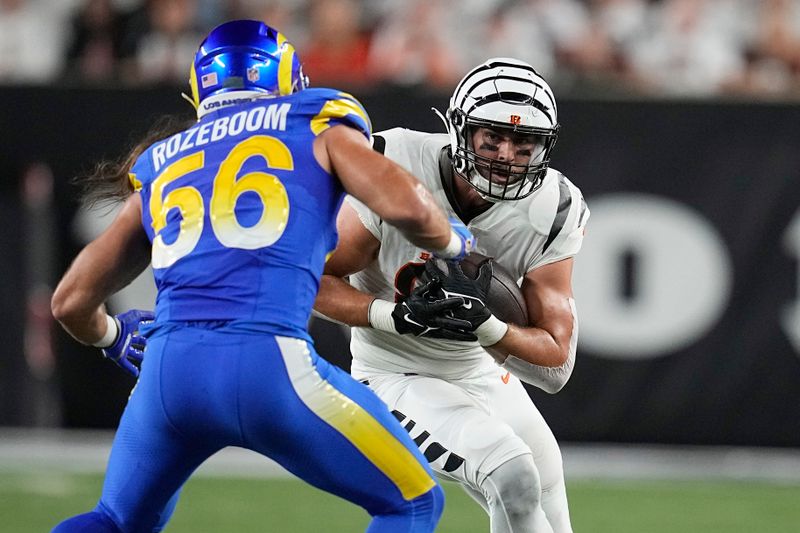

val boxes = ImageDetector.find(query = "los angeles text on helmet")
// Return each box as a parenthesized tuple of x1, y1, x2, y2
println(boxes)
(152, 102, 291, 172)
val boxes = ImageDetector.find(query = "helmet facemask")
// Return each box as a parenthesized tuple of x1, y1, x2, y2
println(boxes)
(446, 58, 559, 201)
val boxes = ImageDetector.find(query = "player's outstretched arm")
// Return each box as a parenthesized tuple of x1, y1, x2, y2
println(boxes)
(316, 203, 473, 339)
(314, 125, 471, 259)
(51, 194, 151, 348)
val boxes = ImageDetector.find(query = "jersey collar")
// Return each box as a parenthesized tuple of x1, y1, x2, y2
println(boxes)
(438, 147, 494, 224)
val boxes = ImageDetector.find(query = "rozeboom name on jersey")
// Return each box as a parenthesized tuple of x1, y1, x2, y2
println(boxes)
(152, 102, 291, 172)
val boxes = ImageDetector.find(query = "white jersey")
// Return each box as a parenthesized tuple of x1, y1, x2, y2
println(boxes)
(349, 127, 589, 380)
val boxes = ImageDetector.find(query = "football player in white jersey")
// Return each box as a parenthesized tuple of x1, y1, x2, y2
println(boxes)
(315, 58, 588, 533)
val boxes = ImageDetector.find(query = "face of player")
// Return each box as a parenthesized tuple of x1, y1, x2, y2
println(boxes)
(469, 127, 545, 186)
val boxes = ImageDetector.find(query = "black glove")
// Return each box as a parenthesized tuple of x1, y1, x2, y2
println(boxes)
(392, 279, 478, 341)
(424, 259, 493, 332)
(369, 278, 477, 341)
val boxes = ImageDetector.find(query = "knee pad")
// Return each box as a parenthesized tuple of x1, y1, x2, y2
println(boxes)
(481, 454, 546, 528)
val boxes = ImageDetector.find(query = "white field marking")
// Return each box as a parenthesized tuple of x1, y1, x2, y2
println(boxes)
(0, 429, 798, 483)
(0, 428, 289, 478)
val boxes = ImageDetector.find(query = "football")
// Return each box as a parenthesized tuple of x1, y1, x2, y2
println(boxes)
(458, 253, 528, 326)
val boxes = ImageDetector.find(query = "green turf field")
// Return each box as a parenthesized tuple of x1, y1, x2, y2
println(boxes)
(3, 471, 799, 532)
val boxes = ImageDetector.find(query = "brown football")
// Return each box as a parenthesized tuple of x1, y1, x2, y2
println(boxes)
(458, 253, 529, 326)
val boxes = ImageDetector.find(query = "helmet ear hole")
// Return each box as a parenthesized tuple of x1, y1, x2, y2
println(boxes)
(450, 108, 465, 129)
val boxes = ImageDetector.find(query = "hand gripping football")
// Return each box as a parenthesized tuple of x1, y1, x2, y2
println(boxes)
(457, 253, 528, 326)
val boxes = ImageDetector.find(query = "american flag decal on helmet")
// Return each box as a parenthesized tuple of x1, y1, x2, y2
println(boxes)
(201, 72, 218, 88)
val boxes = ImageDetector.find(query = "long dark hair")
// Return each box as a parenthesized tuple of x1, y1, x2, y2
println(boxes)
(76, 114, 195, 208)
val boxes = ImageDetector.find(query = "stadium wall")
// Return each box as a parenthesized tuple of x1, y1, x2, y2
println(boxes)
(1, 87, 798, 446)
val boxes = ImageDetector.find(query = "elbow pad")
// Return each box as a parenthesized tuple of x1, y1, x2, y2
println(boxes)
(501, 298, 578, 394)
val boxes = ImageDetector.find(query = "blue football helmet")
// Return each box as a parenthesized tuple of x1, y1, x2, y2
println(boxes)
(189, 20, 308, 113)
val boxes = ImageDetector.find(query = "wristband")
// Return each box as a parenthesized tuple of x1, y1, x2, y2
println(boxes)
(474, 315, 508, 346)
(368, 299, 398, 334)
(92, 314, 120, 348)
(433, 230, 464, 259)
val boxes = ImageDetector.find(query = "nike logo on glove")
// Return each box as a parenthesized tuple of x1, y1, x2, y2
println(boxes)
(403, 313, 437, 337)
(403, 313, 423, 327)
(462, 300, 472, 310)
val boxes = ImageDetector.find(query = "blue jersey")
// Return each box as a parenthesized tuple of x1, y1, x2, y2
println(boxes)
(130, 88, 371, 339)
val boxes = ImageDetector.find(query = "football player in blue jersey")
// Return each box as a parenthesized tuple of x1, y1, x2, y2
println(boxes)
(50, 20, 475, 533)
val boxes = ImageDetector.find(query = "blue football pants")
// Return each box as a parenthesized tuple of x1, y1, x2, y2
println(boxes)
(52, 326, 443, 532)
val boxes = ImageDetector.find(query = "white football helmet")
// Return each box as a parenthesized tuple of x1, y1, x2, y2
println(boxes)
(445, 58, 559, 201)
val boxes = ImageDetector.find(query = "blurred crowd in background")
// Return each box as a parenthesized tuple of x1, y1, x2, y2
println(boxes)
(1, 0, 800, 99)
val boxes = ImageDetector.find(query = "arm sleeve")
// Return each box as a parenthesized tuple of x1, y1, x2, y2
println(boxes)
(500, 298, 579, 393)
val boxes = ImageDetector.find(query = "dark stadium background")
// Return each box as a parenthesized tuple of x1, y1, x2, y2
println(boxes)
(0, 85, 798, 450)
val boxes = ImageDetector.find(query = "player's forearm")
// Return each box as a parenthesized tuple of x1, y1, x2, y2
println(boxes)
(479, 324, 575, 394)
(314, 275, 375, 327)
(350, 157, 451, 251)
(493, 331, 576, 394)
(52, 266, 115, 346)
(51, 262, 107, 344)
(327, 127, 456, 255)
(489, 324, 570, 368)
(51, 241, 115, 340)
(487, 300, 579, 393)
(378, 180, 451, 252)
(51, 195, 150, 345)
(498, 297, 579, 368)
(54, 304, 113, 346)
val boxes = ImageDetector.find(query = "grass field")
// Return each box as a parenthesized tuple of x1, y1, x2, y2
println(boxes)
(3, 471, 799, 532)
